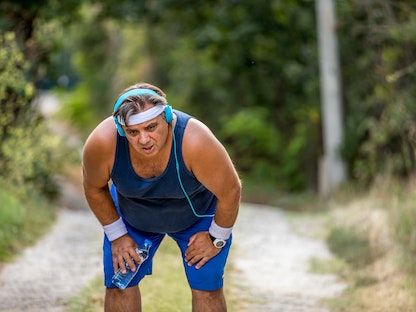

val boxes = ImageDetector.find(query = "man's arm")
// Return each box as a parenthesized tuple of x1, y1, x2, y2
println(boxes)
(183, 118, 241, 268)
(82, 117, 141, 273)
(82, 117, 120, 225)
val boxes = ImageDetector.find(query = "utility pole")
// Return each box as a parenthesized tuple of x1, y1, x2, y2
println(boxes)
(316, 0, 347, 196)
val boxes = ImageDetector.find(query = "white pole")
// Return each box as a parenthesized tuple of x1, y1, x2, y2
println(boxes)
(316, 0, 347, 196)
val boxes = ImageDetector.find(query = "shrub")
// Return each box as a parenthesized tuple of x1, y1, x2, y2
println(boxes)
(0, 122, 68, 199)
(0, 183, 55, 261)
(0, 31, 68, 199)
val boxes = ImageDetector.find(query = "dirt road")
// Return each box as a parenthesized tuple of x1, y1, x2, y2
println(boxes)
(0, 184, 345, 311)
(231, 204, 345, 311)
(0, 181, 102, 312)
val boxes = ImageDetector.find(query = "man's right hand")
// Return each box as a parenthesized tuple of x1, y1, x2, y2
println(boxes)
(111, 234, 140, 274)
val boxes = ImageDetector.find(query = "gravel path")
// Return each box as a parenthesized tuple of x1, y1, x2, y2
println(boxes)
(0, 189, 345, 311)
(231, 204, 345, 311)
(0, 181, 102, 312)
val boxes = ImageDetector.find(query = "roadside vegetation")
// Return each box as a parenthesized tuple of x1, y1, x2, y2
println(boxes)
(322, 179, 416, 312)
(285, 179, 416, 312)
(0, 32, 70, 263)
(0, 183, 56, 262)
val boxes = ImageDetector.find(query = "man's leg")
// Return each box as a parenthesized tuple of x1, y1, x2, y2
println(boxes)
(191, 288, 227, 312)
(105, 286, 141, 312)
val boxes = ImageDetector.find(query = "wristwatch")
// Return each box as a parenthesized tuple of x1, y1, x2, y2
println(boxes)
(209, 234, 226, 248)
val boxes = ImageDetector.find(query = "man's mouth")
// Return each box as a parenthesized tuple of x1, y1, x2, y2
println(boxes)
(142, 145, 154, 153)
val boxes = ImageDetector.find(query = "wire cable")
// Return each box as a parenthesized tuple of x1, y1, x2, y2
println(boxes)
(172, 124, 214, 218)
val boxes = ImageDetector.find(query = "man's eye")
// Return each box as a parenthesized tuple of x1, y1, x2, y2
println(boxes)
(147, 124, 156, 131)
(128, 130, 138, 136)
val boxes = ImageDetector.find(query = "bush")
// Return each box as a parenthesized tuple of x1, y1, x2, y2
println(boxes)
(0, 32, 35, 140)
(338, 2, 416, 185)
(56, 85, 98, 139)
(221, 107, 281, 183)
(0, 31, 68, 199)
(0, 186, 25, 259)
(221, 107, 310, 191)
(0, 183, 56, 261)
(0, 122, 68, 199)
(327, 226, 376, 268)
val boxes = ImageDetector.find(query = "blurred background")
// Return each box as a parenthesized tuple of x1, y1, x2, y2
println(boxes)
(1, 0, 416, 311)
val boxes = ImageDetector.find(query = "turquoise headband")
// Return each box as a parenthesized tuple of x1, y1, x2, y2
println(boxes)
(113, 88, 172, 136)
(113, 88, 163, 112)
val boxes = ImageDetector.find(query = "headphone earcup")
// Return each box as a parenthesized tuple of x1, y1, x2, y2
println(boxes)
(164, 104, 173, 123)
(113, 116, 126, 136)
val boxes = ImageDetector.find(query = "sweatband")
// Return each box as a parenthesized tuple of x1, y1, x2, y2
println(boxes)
(117, 105, 165, 126)
(103, 217, 128, 241)
(209, 219, 233, 240)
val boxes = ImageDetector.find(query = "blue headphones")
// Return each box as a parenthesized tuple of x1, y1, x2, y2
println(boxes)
(113, 88, 173, 136)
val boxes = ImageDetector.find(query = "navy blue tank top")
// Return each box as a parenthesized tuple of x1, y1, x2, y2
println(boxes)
(110, 110, 216, 233)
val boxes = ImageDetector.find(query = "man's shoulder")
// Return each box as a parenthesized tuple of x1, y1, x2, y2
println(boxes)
(183, 117, 217, 152)
(84, 117, 117, 152)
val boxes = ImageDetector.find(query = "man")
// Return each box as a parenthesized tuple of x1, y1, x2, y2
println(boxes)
(82, 82, 241, 312)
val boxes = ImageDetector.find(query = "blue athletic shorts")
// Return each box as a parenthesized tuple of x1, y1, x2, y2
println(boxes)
(103, 185, 232, 291)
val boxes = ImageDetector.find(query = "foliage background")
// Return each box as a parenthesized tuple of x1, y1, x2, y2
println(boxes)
(1, 0, 415, 195)
(52, 0, 416, 193)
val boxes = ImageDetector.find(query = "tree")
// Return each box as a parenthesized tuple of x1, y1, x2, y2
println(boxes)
(136, 0, 321, 191)
(337, 0, 416, 184)
(0, 0, 82, 197)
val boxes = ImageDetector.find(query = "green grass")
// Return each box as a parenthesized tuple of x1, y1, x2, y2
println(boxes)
(391, 193, 416, 275)
(140, 237, 192, 311)
(327, 226, 375, 268)
(67, 236, 244, 311)
(0, 183, 56, 261)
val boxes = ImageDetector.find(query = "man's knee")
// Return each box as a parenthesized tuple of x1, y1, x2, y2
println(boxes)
(105, 287, 141, 312)
(191, 288, 226, 311)
(192, 288, 223, 298)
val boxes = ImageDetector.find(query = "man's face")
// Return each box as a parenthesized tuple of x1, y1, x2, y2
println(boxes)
(122, 106, 170, 157)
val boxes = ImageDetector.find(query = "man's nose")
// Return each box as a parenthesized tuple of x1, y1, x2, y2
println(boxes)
(138, 132, 150, 144)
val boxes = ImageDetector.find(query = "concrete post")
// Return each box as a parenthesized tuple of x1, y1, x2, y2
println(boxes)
(316, 0, 347, 196)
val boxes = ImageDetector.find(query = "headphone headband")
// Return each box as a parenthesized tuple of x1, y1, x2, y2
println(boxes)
(114, 89, 163, 112)
(113, 88, 173, 136)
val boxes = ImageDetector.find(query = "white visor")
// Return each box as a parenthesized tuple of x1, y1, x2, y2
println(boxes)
(117, 105, 165, 126)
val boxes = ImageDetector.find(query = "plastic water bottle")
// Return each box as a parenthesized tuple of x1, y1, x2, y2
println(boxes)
(111, 239, 152, 289)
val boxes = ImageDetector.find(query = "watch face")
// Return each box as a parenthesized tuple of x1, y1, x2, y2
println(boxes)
(214, 239, 226, 248)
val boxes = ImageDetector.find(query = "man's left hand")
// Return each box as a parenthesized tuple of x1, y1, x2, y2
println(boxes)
(184, 231, 221, 269)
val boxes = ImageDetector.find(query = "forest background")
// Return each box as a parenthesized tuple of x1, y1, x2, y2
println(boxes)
(1, 0, 416, 311)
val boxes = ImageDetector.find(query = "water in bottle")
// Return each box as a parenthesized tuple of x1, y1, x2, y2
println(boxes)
(111, 239, 152, 290)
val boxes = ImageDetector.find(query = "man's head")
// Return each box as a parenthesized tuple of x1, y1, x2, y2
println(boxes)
(113, 83, 172, 136)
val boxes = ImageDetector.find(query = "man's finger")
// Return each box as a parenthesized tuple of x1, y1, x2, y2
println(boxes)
(195, 257, 209, 269)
